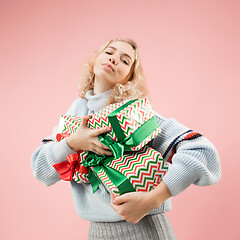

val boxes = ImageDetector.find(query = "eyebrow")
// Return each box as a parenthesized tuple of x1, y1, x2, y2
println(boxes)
(106, 46, 133, 63)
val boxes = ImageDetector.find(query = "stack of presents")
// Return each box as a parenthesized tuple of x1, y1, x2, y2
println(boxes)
(53, 98, 169, 197)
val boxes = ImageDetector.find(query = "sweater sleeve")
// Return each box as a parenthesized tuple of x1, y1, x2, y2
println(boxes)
(31, 99, 81, 186)
(150, 111, 221, 197)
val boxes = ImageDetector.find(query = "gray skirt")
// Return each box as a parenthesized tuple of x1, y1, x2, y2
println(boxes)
(88, 213, 177, 240)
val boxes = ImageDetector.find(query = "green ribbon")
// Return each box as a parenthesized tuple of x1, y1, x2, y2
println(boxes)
(83, 98, 160, 195)
(98, 134, 126, 159)
(98, 116, 159, 159)
(83, 153, 135, 195)
(108, 99, 137, 141)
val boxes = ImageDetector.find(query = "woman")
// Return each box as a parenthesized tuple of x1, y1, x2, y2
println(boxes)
(31, 38, 221, 239)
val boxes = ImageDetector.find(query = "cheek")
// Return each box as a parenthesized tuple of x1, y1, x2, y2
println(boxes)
(95, 58, 102, 67)
(120, 67, 131, 78)
(93, 57, 103, 73)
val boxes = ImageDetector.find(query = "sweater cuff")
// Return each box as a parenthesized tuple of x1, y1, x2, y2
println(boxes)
(52, 138, 77, 165)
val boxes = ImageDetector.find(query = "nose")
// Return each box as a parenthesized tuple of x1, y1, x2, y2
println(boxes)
(109, 57, 117, 65)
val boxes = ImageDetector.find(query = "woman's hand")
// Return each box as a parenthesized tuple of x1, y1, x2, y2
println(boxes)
(110, 181, 172, 224)
(110, 191, 157, 224)
(66, 115, 112, 155)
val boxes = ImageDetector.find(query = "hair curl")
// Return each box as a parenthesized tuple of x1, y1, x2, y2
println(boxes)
(78, 38, 148, 105)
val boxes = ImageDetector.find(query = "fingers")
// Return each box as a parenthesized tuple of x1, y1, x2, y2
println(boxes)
(92, 136, 112, 151)
(97, 141, 112, 151)
(92, 127, 112, 137)
(114, 195, 127, 205)
(93, 145, 113, 156)
(91, 127, 113, 152)
(110, 193, 115, 200)
(78, 115, 113, 155)
(80, 115, 92, 127)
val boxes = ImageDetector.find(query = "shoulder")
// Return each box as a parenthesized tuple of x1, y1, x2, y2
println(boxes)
(71, 97, 87, 108)
(152, 110, 190, 144)
(153, 110, 167, 126)
(65, 97, 88, 115)
(153, 110, 187, 130)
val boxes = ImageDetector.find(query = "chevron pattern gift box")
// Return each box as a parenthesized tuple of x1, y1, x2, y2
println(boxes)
(73, 145, 169, 196)
(57, 97, 161, 153)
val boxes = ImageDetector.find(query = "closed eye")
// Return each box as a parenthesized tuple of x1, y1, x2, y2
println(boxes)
(105, 51, 129, 65)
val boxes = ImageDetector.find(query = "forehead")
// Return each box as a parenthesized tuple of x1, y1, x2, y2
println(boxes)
(106, 41, 135, 59)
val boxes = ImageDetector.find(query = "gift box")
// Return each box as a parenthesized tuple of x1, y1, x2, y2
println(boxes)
(57, 97, 161, 155)
(73, 145, 169, 196)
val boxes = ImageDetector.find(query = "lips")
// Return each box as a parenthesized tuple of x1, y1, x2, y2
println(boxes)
(102, 63, 114, 72)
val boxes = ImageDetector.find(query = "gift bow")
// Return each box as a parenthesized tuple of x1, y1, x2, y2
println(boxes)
(98, 134, 127, 159)
(83, 151, 136, 195)
(53, 133, 88, 181)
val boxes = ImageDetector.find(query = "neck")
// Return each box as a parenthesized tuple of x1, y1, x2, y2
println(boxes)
(85, 89, 111, 112)
(93, 76, 113, 95)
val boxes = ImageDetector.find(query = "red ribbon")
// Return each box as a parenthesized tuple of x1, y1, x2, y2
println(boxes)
(56, 132, 70, 142)
(53, 133, 89, 181)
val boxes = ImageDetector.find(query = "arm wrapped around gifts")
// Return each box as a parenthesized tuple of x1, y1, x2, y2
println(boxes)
(53, 97, 169, 196)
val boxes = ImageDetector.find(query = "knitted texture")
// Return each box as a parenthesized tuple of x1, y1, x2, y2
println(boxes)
(31, 90, 221, 222)
(88, 213, 177, 240)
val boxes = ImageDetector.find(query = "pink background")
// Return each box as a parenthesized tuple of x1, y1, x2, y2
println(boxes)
(1, 0, 239, 239)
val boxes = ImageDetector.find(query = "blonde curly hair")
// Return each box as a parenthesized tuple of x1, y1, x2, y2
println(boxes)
(79, 38, 148, 105)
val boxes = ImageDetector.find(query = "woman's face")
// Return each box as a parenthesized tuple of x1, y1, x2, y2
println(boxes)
(93, 41, 135, 87)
